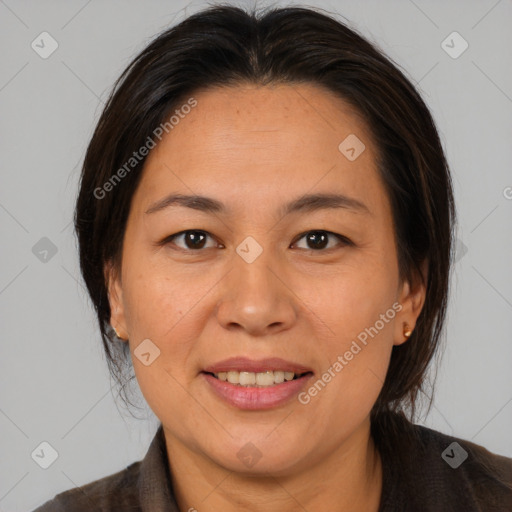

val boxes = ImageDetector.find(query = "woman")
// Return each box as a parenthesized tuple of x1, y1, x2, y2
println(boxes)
(34, 4, 512, 511)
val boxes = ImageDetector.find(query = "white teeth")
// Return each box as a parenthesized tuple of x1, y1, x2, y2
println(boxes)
(227, 371, 239, 384)
(239, 371, 256, 385)
(212, 370, 299, 387)
(274, 371, 285, 383)
(256, 371, 274, 386)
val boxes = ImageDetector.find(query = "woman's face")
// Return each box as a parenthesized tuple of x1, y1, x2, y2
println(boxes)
(108, 83, 425, 475)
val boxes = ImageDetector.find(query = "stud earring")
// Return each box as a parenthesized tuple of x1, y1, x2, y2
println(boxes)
(403, 325, 413, 339)
(113, 326, 124, 340)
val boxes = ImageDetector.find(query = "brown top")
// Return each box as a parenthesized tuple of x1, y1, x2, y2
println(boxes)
(33, 414, 512, 511)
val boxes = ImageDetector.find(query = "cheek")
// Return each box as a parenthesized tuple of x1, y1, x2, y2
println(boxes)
(122, 258, 192, 335)
(121, 257, 218, 377)
(303, 288, 395, 428)
(310, 254, 398, 341)
(121, 265, 206, 428)
(305, 254, 398, 398)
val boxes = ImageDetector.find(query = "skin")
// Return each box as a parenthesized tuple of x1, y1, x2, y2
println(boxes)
(107, 83, 427, 512)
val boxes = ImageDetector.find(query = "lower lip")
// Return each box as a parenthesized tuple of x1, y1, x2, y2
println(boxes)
(201, 372, 313, 410)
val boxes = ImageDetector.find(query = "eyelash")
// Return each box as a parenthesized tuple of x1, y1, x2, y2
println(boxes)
(159, 229, 353, 253)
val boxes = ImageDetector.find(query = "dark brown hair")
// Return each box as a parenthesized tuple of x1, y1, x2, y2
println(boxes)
(74, 4, 456, 463)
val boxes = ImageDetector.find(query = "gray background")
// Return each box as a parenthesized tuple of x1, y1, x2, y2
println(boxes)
(1, 0, 511, 510)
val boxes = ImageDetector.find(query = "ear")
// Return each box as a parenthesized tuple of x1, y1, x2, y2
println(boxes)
(394, 259, 428, 346)
(104, 260, 128, 342)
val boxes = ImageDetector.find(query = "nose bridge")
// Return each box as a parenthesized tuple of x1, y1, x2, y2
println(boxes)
(235, 242, 277, 300)
(215, 235, 297, 335)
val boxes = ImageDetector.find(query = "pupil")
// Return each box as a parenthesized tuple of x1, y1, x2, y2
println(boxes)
(307, 231, 328, 250)
(186, 231, 206, 249)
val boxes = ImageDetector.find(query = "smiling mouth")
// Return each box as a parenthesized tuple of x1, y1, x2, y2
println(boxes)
(203, 370, 312, 387)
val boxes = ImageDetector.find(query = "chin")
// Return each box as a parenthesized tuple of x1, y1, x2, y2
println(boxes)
(206, 439, 308, 477)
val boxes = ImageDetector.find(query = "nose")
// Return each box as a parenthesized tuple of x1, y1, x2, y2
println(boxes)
(215, 247, 298, 337)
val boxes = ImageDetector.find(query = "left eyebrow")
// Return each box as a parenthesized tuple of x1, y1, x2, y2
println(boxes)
(145, 192, 371, 216)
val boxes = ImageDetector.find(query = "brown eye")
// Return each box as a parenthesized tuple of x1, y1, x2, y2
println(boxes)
(293, 230, 351, 251)
(161, 229, 351, 253)
(165, 230, 217, 250)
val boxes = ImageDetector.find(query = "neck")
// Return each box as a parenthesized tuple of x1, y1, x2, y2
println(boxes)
(164, 416, 383, 512)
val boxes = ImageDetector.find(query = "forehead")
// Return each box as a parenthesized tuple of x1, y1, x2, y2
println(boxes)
(133, 83, 388, 219)
(172, 83, 371, 154)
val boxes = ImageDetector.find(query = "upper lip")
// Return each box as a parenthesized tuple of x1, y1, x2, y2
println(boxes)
(202, 357, 314, 375)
